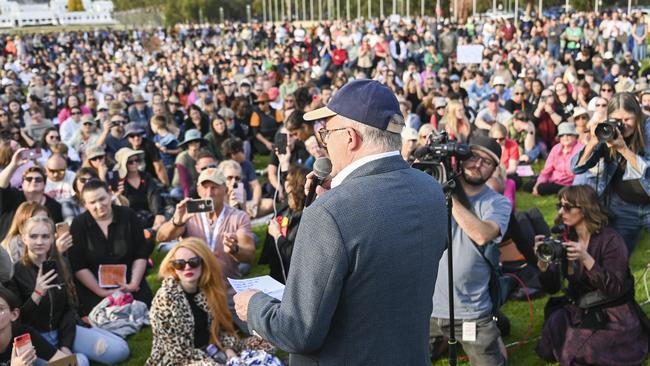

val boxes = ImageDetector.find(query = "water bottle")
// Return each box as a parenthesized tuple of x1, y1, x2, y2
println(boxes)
(205, 344, 227, 364)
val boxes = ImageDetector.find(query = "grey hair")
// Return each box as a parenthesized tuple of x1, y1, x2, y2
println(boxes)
(349, 115, 403, 152)
(217, 160, 242, 175)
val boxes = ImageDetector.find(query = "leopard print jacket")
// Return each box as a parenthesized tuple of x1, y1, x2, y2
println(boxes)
(145, 277, 240, 366)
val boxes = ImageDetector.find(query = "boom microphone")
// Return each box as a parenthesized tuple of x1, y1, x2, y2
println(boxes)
(305, 157, 332, 208)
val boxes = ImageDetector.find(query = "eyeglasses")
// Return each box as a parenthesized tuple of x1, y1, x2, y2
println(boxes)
(82, 122, 93, 126)
(127, 158, 141, 165)
(467, 154, 497, 168)
(171, 256, 202, 270)
(48, 168, 65, 174)
(318, 127, 348, 147)
(556, 202, 581, 211)
(24, 176, 44, 183)
(227, 175, 241, 182)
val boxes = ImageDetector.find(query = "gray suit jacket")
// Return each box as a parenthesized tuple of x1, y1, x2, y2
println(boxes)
(248, 155, 447, 365)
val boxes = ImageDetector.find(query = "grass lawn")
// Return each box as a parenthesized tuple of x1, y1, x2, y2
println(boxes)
(115, 158, 650, 366)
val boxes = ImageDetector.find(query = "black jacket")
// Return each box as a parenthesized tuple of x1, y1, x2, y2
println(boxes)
(4, 260, 77, 348)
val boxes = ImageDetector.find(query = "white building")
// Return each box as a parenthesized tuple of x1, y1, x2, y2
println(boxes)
(0, 0, 115, 28)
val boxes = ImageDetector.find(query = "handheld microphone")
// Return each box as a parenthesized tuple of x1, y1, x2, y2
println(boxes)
(305, 157, 332, 208)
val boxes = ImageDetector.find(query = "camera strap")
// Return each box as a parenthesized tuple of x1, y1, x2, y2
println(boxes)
(200, 209, 227, 252)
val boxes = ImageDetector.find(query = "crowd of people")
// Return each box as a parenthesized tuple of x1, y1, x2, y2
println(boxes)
(0, 5, 649, 365)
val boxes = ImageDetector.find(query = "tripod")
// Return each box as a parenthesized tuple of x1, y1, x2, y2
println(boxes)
(442, 172, 461, 366)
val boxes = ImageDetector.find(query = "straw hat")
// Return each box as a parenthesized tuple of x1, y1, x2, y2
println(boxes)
(113, 147, 144, 179)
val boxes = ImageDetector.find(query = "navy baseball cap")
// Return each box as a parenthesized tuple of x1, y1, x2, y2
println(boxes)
(303, 79, 404, 133)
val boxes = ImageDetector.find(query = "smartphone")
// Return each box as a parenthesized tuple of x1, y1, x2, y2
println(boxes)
(19, 148, 42, 160)
(186, 198, 214, 214)
(234, 184, 245, 204)
(13, 333, 32, 356)
(55, 222, 70, 237)
(42, 260, 57, 276)
(274, 133, 288, 155)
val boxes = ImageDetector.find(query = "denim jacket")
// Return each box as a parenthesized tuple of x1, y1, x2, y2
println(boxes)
(571, 118, 650, 198)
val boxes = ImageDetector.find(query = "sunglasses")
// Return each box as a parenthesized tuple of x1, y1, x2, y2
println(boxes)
(83, 122, 94, 126)
(171, 256, 202, 270)
(111, 120, 127, 125)
(200, 164, 218, 172)
(89, 155, 105, 161)
(556, 202, 581, 211)
(495, 137, 506, 142)
(227, 175, 241, 182)
(71, 111, 81, 115)
(24, 176, 44, 183)
(78, 177, 92, 184)
(127, 158, 141, 165)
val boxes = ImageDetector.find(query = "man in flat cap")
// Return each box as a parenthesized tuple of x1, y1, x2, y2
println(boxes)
(234, 80, 447, 365)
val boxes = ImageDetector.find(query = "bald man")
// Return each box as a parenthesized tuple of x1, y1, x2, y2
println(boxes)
(44, 153, 76, 202)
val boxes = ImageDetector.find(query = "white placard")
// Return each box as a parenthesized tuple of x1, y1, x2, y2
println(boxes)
(228, 275, 285, 300)
(457, 45, 485, 65)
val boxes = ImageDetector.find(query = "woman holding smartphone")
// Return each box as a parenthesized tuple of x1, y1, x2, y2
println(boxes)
(4, 216, 129, 366)
(0, 286, 68, 366)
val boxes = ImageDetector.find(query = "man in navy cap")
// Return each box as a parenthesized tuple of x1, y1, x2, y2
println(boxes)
(234, 79, 447, 365)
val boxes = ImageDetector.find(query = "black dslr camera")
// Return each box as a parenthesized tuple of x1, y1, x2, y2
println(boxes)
(595, 119, 624, 142)
(536, 237, 566, 263)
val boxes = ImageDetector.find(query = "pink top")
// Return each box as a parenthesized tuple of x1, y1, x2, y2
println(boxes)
(57, 105, 91, 125)
(537, 141, 585, 186)
(184, 204, 253, 283)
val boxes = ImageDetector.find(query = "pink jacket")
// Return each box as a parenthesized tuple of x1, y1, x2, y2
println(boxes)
(537, 141, 584, 186)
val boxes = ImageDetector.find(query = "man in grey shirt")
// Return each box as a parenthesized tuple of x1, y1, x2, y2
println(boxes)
(430, 135, 512, 366)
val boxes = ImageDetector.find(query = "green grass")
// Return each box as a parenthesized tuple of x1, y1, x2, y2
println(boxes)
(115, 159, 650, 365)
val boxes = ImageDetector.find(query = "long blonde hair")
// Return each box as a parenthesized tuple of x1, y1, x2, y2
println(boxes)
(1, 202, 48, 259)
(159, 238, 236, 346)
(19, 216, 77, 304)
(442, 100, 470, 140)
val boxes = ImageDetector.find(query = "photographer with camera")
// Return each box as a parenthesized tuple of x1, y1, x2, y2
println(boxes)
(535, 185, 649, 365)
(572, 92, 650, 252)
(430, 135, 511, 366)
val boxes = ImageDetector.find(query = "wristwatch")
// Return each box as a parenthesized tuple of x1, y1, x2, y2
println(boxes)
(171, 217, 184, 227)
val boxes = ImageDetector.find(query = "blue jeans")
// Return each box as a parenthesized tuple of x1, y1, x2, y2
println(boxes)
(38, 325, 130, 365)
(634, 42, 648, 62)
(609, 192, 650, 254)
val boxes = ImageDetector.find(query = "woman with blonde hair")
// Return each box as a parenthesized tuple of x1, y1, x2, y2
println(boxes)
(1, 202, 50, 263)
(439, 100, 471, 143)
(5, 216, 129, 366)
(146, 237, 240, 365)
